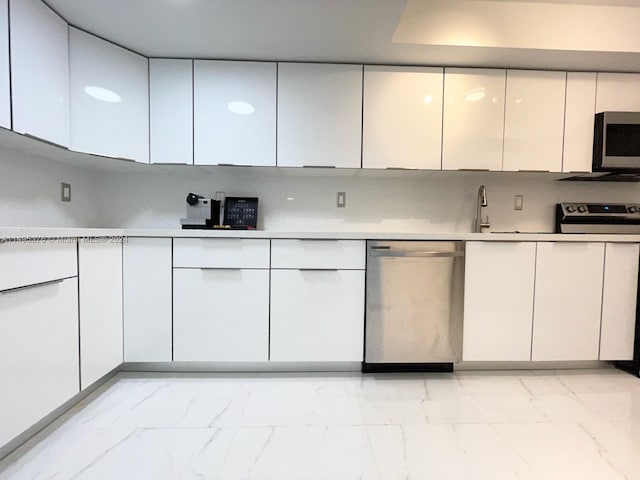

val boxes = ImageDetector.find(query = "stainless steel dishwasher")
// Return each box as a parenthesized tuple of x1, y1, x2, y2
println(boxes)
(364, 241, 465, 372)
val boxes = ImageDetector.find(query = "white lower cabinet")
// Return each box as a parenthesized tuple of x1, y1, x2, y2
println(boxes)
(600, 243, 639, 361)
(270, 269, 365, 362)
(532, 242, 605, 361)
(0, 277, 79, 447)
(173, 268, 269, 362)
(79, 240, 123, 390)
(463, 242, 536, 361)
(123, 238, 172, 362)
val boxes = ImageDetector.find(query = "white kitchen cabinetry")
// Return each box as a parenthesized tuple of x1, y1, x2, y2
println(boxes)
(123, 238, 172, 362)
(173, 238, 270, 362)
(194, 60, 276, 166)
(69, 27, 149, 162)
(532, 242, 604, 361)
(362, 66, 443, 169)
(600, 243, 639, 361)
(79, 240, 123, 390)
(503, 70, 566, 172)
(596, 73, 640, 112)
(10, 0, 69, 146)
(150, 59, 193, 164)
(563, 72, 597, 173)
(442, 68, 506, 171)
(277, 63, 362, 168)
(270, 240, 366, 362)
(0, 0, 10, 129)
(463, 242, 536, 362)
(0, 277, 79, 448)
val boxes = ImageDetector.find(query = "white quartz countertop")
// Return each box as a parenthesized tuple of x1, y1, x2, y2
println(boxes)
(2, 227, 640, 243)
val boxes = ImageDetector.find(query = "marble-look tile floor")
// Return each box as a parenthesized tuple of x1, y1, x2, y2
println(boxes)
(1, 369, 639, 479)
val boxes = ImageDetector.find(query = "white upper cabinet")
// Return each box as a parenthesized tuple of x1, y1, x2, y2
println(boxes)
(69, 27, 149, 163)
(563, 72, 597, 173)
(10, 0, 69, 146)
(362, 66, 443, 170)
(0, 0, 10, 129)
(442, 68, 506, 171)
(194, 60, 276, 166)
(596, 73, 640, 112)
(150, 59, 193, 164)
(503, 70, 566, 172)
(277, 63, 362, 168)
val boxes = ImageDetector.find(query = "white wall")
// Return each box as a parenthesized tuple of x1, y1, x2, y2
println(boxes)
(94, 166, 640, 233)
(0, 147, 102, 227)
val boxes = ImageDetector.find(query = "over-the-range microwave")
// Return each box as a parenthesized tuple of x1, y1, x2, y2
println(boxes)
(593, 111, 640, 172)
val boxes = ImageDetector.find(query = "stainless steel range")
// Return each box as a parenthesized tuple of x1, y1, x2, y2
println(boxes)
(555, 203, 640, 233)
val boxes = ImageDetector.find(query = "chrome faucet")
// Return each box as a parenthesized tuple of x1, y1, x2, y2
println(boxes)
(474, 185, 490, 232)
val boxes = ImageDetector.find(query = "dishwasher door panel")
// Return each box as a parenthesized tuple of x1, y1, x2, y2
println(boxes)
(365, 241, 464, 364)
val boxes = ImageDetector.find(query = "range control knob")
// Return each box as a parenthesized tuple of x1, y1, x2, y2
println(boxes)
(629, 206, 639, 214)
(566, 205, 577, 213)
(578, 205, 588, 213)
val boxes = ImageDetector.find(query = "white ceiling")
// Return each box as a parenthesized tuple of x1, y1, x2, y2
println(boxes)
(45, 0, 640, 72)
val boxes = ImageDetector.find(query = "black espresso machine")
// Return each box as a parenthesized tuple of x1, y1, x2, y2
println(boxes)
(556, 202, 640, 377)
(180, 193, 258, 230)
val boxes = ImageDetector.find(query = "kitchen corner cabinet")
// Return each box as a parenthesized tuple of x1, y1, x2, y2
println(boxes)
(150, 59, 193, 165)
(269, 240, 365, 362)
(442, 68, 506, 171)
(532, 242, 604, 362)
(0, 0, 10, 129)
(463, 242, 536, 362)
(69, 27, 149, 163)
(79, 240, 123, 390)
(0, 277, 79, 448)
(172, 238, 270, 362)
(277, 63, 362, 168)
(194, 60, 276, 166)
(563, 72, 597, 173)
(600, 243, 639, 361)
(595, 73, 640, 112)
(123, 238, 172, 362)
(362, 66, 443, 170)
(503, 70, 566, 172)
(10, 0, 69, 146)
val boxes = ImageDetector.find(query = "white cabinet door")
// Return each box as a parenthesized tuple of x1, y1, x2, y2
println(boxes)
(10, 0, 69, 146)
(270, 269, 365, 362)
(362, 66, 443, 170)
(277, 63, 362, 168)
(79, 240, 123, 389)
(69, 27, 149, 163)
(194, 60, 276, 166)
(532, 242, 604, 361)
(600, 243, 639, 361)
(150, 59, 193, 164)
(596, 73, 640, 112)
(0, 0, 10, 129)
(123, 238, 172, 362)
(463, 242, 536, 362)
(442, 68, 506, 171)
(503, 70, 566, 172)
(173, 268, 269, 362)
(0, 278, 79, 448)
(563, 72, 597, 173)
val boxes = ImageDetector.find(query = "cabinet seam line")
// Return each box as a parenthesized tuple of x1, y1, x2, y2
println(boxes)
(529, 242, 538, 361)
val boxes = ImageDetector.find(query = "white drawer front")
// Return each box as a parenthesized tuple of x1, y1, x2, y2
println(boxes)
(0, 241, 77, 292)
(173, 238, 270, 269)
(271, 240, 365, 269)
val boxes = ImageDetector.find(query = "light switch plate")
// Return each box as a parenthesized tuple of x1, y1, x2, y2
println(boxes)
(337, 192, 346, 208)
(61, 183, 71, 202)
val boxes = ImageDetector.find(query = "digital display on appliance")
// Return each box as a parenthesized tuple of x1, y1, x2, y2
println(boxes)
(587, 204, 627, 214)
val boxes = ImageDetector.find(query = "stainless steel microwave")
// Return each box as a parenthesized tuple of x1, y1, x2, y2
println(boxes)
(593, 112, 640, 172)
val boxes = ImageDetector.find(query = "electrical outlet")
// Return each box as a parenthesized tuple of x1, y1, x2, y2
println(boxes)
(61, 183, 71, 202)
(337, 192, 346, 208)
(514, 195, 524, 211)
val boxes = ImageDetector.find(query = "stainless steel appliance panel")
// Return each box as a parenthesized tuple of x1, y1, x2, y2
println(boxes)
(365, 241, 464, 364)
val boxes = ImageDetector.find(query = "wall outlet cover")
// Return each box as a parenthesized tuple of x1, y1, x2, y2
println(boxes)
(514, 195, 524, 211)
(337, 192, 346, 208)
(61, 183, 71, 202)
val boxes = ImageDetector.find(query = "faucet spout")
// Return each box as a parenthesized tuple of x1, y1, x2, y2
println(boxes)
(475, 185, 490, 232)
